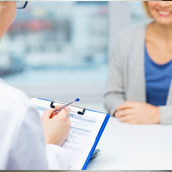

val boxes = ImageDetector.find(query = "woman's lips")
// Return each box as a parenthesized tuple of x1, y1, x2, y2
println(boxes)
(157, 10, 172, 17)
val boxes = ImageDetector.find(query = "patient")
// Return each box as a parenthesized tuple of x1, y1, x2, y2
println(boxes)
(104, 1, 172, 124)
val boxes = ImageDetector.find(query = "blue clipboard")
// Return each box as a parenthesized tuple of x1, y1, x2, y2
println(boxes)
(33, 98, 110, 170)
(82, 109, 110, 170)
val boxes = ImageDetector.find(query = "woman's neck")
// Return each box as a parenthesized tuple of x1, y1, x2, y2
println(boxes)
(151, 22, 172, 43)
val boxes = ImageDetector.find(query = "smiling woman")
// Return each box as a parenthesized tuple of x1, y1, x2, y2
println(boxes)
(104, 1, 172, 125)
(144, 1, 172, 24)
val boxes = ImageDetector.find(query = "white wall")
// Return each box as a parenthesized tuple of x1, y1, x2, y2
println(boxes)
(108, 1, 132, 56)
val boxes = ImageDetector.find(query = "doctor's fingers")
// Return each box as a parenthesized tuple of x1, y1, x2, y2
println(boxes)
(53, 109, 71, 128)
(54, 108, 70, 121)
(115, 109, 134, 118)
(42, 108, 55, 120)
(50, 105, 70, 119)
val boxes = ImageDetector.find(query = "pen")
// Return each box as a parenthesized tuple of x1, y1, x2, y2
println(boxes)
(53, 98, 80, 114)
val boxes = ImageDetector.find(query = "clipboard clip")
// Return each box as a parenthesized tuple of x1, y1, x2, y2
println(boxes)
(50, 100, 85, 115)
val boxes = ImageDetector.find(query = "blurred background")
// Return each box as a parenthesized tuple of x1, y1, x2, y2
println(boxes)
(0, 1, 147, 111)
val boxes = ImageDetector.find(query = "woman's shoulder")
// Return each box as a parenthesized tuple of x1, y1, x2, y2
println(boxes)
(111, 21, 150, 62)
(116, 22, 148, 45)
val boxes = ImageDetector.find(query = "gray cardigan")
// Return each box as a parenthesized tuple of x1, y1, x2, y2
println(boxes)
(104, 22, 172, 125)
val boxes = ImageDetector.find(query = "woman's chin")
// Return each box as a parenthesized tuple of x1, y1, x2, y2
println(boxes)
(156, 19, 172, 26)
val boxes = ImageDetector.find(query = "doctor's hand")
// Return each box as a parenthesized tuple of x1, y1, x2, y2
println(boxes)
(115, 101, 160, 124)
(42, 106, 70, 146)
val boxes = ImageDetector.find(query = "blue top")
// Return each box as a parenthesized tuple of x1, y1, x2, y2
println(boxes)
(145, 46, 172, 106)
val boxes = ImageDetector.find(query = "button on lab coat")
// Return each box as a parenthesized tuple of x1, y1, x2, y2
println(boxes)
(0, 80, 69, 170)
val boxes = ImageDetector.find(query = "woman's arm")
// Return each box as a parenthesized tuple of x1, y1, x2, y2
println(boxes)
(160, 105, 172, 125)
(104, 41, 125, 116)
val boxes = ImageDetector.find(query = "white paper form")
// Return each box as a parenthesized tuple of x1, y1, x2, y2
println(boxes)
(63, 113, 97, 169)
(31, 98, 107, 170)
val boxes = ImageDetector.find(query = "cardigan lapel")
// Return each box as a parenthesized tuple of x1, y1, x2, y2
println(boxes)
(167, 80, 172, 105)
(128, 24, 147, 102)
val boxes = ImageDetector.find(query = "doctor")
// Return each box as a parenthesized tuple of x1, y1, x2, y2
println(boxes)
(0, 1, 71, 170)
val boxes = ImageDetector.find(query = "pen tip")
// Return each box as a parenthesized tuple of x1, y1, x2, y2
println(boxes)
(75, 98, 80, 102)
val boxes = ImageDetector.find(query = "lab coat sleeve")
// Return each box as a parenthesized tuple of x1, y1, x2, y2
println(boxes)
(46, 144, 70, 170)
(1, 84, 70, 170)
(7, 96, 49, 170)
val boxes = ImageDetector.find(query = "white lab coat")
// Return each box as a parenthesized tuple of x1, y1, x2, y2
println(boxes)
(0, 79, 69, 170)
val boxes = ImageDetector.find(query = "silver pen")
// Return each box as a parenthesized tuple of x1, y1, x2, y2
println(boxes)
(53, 98, 80, 114)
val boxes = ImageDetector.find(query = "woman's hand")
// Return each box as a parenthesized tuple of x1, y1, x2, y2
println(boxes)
(115, 101, 160, 124)
(42, 106, 70, 146)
